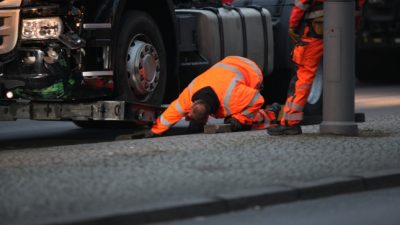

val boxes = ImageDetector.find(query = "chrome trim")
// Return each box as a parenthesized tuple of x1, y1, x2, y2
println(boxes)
(103, 46, 110, 69)
(82, 71, 113, 77)
(83, 23, 112, 30)
(0, 9, 19, 54)
(0, 0, 22, 8)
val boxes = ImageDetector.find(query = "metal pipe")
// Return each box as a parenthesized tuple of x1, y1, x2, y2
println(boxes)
(320, 0, 358, 136)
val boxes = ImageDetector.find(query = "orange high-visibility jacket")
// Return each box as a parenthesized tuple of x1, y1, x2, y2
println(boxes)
(290, 0, 365, 29)
(151, 56, 264, 135)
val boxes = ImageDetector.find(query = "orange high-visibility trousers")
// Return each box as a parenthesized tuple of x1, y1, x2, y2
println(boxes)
(252, 109, 277, 130)
(281, 36, 323, 126)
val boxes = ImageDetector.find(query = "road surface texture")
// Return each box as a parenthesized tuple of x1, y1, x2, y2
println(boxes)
(154, 187, 400, 225)
(0, 84, 400, 225)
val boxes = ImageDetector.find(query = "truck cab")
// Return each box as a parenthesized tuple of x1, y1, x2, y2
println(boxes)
(0, 0, 181, 103)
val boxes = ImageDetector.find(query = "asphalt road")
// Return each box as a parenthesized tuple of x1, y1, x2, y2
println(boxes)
(354, 83, 400, 116)
(155, 187, 400, 225)
(0, 84, 400, 225)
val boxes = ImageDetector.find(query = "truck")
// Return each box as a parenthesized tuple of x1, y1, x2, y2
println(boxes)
(1, 0, 377, 128)
(0, 0, 218, 127)
(0, 0, 280, 128)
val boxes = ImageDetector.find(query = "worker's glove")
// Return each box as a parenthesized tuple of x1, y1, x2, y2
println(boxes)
(288, 27, 301, 43)
(224, 117, 243, 132)
(265, 102, 282, 121)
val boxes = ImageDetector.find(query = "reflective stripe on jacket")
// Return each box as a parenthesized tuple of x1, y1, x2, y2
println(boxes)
(151, 56, 264, 135)
(289, 0, 365, 29)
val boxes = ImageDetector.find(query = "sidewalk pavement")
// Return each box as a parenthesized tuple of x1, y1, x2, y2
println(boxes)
(0, 108, 400, 225)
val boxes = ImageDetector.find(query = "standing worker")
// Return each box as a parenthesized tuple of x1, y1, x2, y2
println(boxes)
(143, 56, 280, 138)
(268, 0, 365, 135)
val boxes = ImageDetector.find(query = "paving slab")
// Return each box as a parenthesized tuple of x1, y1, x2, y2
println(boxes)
(0, 112, 400, 225)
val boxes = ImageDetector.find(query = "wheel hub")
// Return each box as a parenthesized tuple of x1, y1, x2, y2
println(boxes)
(126, 40, 160, 100)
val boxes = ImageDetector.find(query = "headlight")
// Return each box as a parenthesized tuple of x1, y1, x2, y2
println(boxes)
(22, 17, 63, 40)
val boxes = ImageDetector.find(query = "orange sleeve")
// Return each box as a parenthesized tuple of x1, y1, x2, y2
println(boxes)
(151, 88, 191, 135)
(290, 0, 313, 29)
(251, 109, 277, 130)
(290, 6, 305, 29)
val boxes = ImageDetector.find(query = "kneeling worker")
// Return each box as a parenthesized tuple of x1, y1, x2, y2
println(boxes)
(145, 56, 280, 138)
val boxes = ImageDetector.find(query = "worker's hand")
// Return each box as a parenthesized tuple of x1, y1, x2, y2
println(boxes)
(225, 117, 243, 132)
(288, 27, 301, 43)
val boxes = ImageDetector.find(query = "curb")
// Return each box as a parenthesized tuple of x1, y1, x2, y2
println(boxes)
(64, 169, 400, 225)
(290, 176, 365, 199)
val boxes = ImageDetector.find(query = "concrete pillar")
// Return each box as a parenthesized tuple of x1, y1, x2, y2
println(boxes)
(320, 0, 358, 136)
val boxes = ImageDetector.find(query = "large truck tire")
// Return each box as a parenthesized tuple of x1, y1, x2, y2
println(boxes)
(74, 11, 167, 129)
(114, 11, 167, 105)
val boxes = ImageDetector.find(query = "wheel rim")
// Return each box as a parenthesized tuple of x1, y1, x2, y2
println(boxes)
(126, 35, 160, 102)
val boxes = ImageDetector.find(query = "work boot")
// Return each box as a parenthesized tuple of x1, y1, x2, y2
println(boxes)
(266, 102, 282, 125)
(267, 124, 302, 135)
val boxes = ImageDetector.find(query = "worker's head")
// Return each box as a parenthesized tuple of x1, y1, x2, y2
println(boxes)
(186, 100, 210, 124)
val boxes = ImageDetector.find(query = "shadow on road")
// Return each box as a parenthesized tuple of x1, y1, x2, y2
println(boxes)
(0, 120, 190, 151)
